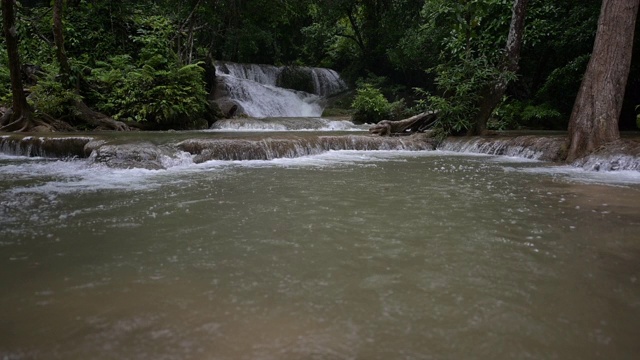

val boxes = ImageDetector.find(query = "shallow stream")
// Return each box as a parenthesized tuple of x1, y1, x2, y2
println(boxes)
(1, 129, 640, 359)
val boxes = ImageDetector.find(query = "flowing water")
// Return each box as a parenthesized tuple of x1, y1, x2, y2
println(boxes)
(1, 126, 640, 359)
(213, 62, 348, 118)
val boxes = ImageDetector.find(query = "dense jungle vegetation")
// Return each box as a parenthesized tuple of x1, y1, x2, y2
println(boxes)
(1, 0, 639, 135)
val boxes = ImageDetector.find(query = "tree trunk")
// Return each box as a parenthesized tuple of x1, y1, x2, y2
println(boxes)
(1, 0, 33, 131)
(472, 0, 528, 135)
(566, 0, 640, 162)
(369, 111, 439, 136)
(52, 0, 72, 87)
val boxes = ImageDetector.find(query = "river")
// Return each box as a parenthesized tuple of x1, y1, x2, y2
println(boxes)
(1, 128, 640, 359)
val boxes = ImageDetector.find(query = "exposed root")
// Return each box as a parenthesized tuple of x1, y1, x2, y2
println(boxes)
(0, 107, 33, 132)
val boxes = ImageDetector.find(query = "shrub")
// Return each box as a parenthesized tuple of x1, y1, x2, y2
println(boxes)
(0, 49, 10, 105)
(416, 55, 515, 134)
(351, 83, 391, 124)
(28, 65, 81, 117)
(86, 14, 208, 128)
(88, 57, 207, 127)
(493, 100, 563, 130)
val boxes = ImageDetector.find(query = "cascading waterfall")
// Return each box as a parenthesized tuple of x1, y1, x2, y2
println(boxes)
(214, 62, 348, 118)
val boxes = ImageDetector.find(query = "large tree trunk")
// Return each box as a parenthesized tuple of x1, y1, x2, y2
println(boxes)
(1, 0, 33, 131)
(472, 0, 528, 135)
(566, 0, 640, 162)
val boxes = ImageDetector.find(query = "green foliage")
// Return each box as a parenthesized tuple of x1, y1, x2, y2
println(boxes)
(636, 105, 640, 129)
(0, 48, 10, 104)
(493, 100, 563, 130)
(131, 14, 176, 67)
(63, 0, 132, 63)
(418, 56, 511, 134)
(82, 12, 208, 127)
(2, 0, 633, 132)
(28, 65, 81, 117)
(535, 54, 590, 116)
(421, 0, 511, 60)
(88, 56, 207, 126)
(351, 83, 392, 124)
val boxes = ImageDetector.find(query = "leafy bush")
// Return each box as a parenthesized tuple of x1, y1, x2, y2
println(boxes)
(493, 100, 563, 130)
(88, 56, 207, 127)
(28, 65, 81, 117)
(86, 14, 208, 128)
(0, 49, 10, 105)
(417, 56, 512, 134)
(351, 83, 392, 124)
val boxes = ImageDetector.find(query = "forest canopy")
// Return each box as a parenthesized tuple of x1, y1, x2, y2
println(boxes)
(1, 0, 639, 132)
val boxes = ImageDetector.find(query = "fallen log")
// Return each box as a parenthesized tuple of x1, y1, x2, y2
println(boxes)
(369, 111, 438, 136)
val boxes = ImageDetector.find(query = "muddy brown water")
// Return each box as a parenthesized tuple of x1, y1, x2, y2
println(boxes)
(1, 145, 640, 359)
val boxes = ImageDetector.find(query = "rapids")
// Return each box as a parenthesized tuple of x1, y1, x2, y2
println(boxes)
(1, 121, 640, 359)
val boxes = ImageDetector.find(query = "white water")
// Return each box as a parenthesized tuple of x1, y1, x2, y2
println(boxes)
(216, 62, 347, 97)
(215, 62, 348, 118)
(209, 117, 368, 132)
(215, 74, 323, 117)
(3, 151, 640, 198)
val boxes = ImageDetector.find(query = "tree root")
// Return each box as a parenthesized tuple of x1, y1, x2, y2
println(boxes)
(0, 108, 33, 132)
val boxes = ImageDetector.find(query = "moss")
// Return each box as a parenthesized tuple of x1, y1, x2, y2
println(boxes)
(277, 67, 315, 94)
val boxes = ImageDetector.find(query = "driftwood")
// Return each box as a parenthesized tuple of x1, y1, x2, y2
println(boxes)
(369, 111, 438, 136)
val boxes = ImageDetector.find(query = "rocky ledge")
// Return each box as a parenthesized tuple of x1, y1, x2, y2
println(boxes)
(1, 132, 639, 172)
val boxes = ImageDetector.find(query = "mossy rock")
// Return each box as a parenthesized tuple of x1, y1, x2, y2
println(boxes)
(277, 67, 315, 94)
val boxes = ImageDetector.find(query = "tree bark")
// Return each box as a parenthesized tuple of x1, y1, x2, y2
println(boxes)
(566, 0, 640, 162)
(1, 0, 33, 131)
(472, 0, 528, 135)
(52, 0, 72, 87)
(369, 111, 438, 136)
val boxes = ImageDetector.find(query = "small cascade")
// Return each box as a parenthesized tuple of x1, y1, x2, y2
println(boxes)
(178, 135, 437, 163)
(210, 117, 368, 132)
(3, 133, 637, 172)
(0, 133, 437, 169)
(439, 136, 568, 162)
(308, 67, 348, 97)
(215, 62, 281, 86)
(214, 62, 348, 118)
(571, 140, 640, 171)
(0, 135, 92, 158)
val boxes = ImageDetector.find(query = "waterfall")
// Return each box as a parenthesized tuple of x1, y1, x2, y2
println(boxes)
(0, 135, 92, 158)
(214, 62, 348, 118)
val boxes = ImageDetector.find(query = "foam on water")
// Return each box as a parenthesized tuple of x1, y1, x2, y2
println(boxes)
(0, 150, 451, 195)
(209, 118, 368, 132)
(514, 165, 640, 186)
(2, 148, 639, 198)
